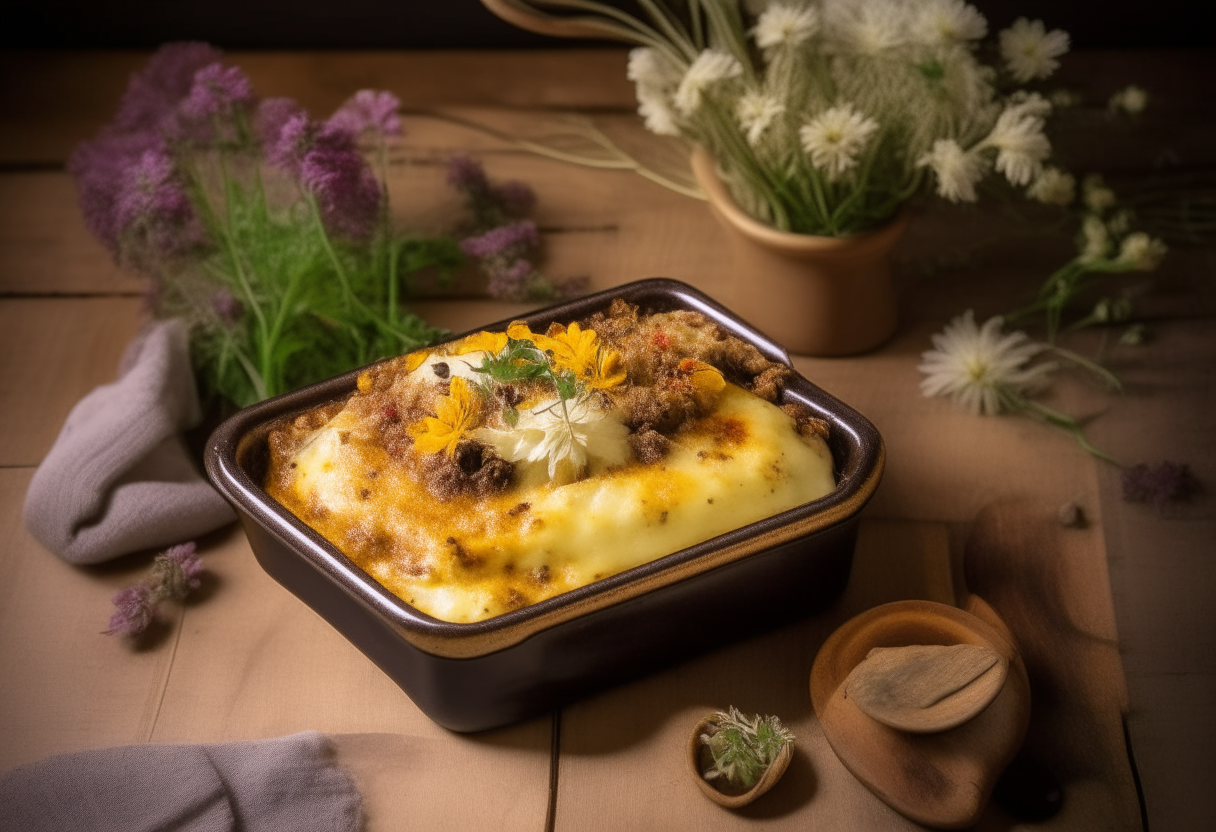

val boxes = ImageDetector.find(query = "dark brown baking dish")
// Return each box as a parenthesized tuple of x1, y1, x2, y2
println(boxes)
(205, 278, 884, 731)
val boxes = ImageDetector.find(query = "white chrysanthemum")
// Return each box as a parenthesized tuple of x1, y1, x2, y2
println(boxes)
(919, 310, 1053, 416)
(917, 139, 987, 202)
(674, 49, 743, 116)
(1117, 233, 1167, 271)
(800, 104, 880, 181)
(753, 3, 819, 51)
(637, 89, 681, 136)
(999, 18, 1069, 83)
(627, 47, 681, 88)
(1082, 174, 1116, 213)
(1079, 215, 1110, 262)
(912, 0, 987, 46)
(1026, 167, 1075, 205)
(473, 397, 631, 483)
(981, 95, 1052, 186)
(1108, 85, 1148, 115)
(822, 0, 909, 54)
(737, 91, 786, 145)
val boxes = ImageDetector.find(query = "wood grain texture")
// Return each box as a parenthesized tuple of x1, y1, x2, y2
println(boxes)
(0, 297, 143, 467)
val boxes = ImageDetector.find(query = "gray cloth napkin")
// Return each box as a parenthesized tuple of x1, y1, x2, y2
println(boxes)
(23, 319, 235, 565)
(0, 731, 362, 832)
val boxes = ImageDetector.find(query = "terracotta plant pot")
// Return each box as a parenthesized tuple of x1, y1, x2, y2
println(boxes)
(691, 147, 908, 357)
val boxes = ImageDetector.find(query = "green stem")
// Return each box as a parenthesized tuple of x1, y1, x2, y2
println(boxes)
(1046, 344, 1124, 392)
(1017, 396, 1121, 465)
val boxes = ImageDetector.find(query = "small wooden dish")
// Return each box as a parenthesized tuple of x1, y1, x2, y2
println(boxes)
(686, 717, 793, 809)
(810, 599, 1030, 829)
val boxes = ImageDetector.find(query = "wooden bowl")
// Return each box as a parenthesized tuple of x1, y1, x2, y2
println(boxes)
(810, 599, 1031, 829)
(686, 716, 793, 809)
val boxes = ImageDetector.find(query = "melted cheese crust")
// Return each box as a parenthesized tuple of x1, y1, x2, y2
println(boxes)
(268, 383, 834, 623)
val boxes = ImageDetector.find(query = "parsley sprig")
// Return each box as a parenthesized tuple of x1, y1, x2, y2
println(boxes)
(475, 336, 584, 440)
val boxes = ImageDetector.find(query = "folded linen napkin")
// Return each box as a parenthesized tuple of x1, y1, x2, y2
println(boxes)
(23, 319, 235, 565)
(0, 731, 362, 832)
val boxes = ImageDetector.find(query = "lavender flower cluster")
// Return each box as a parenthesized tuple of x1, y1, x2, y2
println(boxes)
(105, 542, 204, 637)
(447, 154, 586, 302)
(70, 42, 400, 279)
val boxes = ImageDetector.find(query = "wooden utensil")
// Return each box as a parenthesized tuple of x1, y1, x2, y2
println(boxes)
(810, 597, 1031, 829)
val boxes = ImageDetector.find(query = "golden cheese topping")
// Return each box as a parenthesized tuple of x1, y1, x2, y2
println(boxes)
(264, 306, 835, 623)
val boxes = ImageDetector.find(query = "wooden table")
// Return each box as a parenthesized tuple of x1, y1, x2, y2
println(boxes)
(1, 49, 1212, 831)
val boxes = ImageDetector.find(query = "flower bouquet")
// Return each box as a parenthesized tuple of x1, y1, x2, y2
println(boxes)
(482, 0, 1073, 353)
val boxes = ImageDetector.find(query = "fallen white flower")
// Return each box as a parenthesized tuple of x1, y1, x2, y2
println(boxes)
(919, 310, 1053, 416)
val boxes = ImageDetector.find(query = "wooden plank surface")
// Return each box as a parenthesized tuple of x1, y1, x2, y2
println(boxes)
(2, 47, 1213, 831)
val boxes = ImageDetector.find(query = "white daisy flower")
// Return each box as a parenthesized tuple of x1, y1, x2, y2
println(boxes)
(913, 0, 987, 46)
(1108, 85, 1148, 115)
(1026, 167, 1075, 205)
(1082, 174, 1116, 213)
(674, 49, 743, 116)
(999, 18, 1070, 83)
(737, 91, 786, 145)
(917, 139, 987, 202)
(1116, 233, 1167, 271)
(981, 95, 1052, 186)
(628, 48, 684, 137)
(919, 310, 1053, 416)
(753, 3, 819, 51)
(822, 0, 908, 54)
(800, 103, 880, 181)
(1079, 215, 1111, 262)
(474, 397, 631, 483)
(627, 47, 680, 88)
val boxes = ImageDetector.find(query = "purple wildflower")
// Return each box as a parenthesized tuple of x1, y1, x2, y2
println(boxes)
(255, 97, 306, 148)
(212, 288, 243, 324)
(447, 153, 490, 195)
(179, 63, 255, 121)
(329, 90, 403, 137)
(153, 541, 204, 599)
(112, 42, 224, 133)
(111, 146, 201, 272)
(495, 180, 536, 217)
(486, 257, 536, 300)
(69, 130, 163, 254)
(105, 584, 156, 636)
(301, 148, 382, 239)
(460, 220, 540, 259)
(267, 114, 357, 177)
(1122, 461, 1199, 507)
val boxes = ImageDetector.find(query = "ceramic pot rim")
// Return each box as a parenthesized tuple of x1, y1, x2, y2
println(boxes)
(691, 147, 909, 258)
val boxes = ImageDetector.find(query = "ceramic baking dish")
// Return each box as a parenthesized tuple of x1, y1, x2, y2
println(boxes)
(205, 278, 884, 731)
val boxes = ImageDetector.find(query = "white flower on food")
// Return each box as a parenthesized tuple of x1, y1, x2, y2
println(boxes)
(737, 91, 786, 145)
(675, 49, 743, 116)
(1108, 85, 1148, 115)
(1079, 215, 1110, 262)
(999, 18, 1069, 83)
(980, 94, 1052, 186)
(822, 0, 909, 54)
(1082, 174, 1116, 213)
(753, 3, 819, 51)
(1116, 233, 1167, 271)
(1026, 167, 1075, 206)
(800, 103, 880, 181)
(919, 310, 1053, 416)
(473, 397, 631, 482)
(917, 139, 987, 202)
(913, 0, 987, 46)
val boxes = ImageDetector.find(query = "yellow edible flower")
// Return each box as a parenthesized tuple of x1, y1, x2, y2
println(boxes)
(410, 377, 482, 456)
(454, 331, 509, 357)
(678, 358, 725, 407)
(506, 321, 625, 390)
(403, 349, 431, 373)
